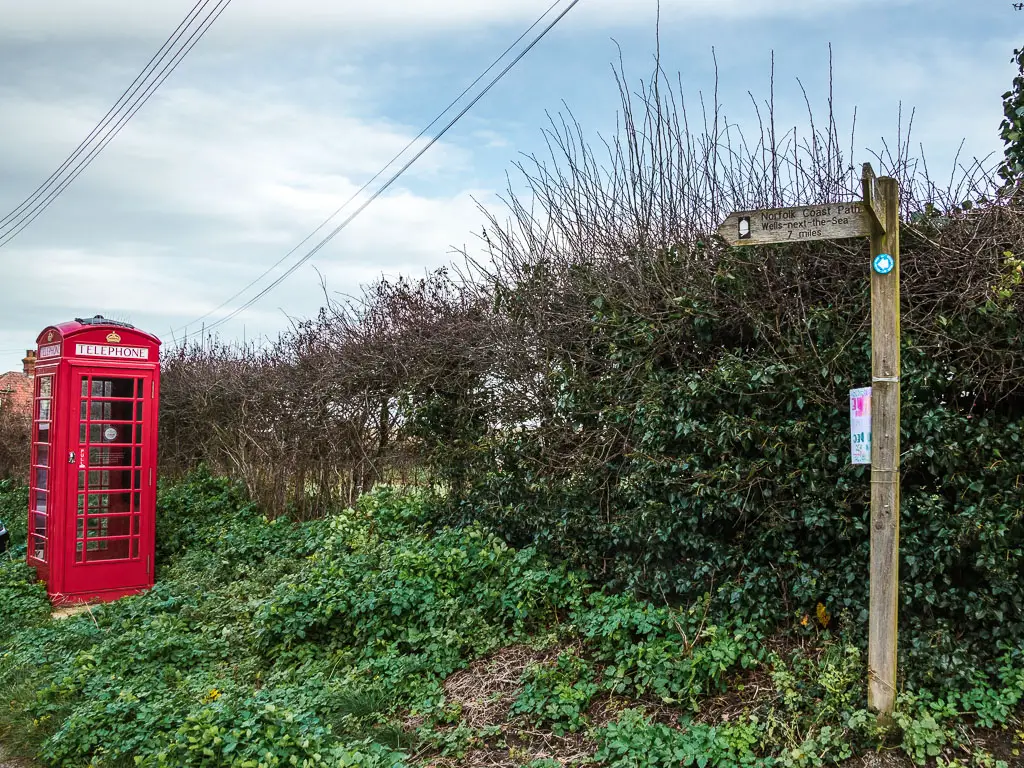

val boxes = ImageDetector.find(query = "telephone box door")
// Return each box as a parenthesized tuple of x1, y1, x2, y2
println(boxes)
(64, 366, 155, 595)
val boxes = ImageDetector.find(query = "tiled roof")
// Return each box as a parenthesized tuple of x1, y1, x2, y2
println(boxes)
(0, 372, 32, 415)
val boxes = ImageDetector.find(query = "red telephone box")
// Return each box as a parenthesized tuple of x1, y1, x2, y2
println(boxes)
(27, 316, 161, 604)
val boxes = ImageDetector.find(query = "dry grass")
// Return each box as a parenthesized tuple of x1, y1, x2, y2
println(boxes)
(415, 645, 595, 767)
(442, 645, 553, 729)
(49, 604, 93, 621)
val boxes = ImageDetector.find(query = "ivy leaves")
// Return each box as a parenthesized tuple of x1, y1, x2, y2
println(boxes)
(999, 47, 1024, 190)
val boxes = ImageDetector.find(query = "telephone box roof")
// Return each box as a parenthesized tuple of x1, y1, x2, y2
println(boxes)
(36, 316, 161, 347)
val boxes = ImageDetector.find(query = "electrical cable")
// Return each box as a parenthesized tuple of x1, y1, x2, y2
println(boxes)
(186, 0, 582, 337)
(0, 0, 211, 230)
(174, 0, 569, 336)
(0, 0, 233, 247)
(0, 0, 231, 247)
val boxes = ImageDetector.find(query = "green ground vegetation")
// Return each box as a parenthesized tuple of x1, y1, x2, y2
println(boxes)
(2, 473, 1023, 767)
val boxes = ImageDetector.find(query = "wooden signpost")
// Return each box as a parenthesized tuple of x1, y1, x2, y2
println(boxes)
(863, 168, 900, 721)
(718, 164, 901, 719)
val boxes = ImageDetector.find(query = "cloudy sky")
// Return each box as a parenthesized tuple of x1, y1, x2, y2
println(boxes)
(0, 0, 1016, 371)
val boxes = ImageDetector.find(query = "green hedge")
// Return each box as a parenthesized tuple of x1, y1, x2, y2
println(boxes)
(418, 221, 1024, 692)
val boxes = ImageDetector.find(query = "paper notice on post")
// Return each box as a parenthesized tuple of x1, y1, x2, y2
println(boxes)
(849, 387, 871, 465)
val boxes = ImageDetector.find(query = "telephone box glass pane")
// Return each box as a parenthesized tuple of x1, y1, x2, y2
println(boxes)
(36, 445, 49, 467)
(33, 538, 45, 560)
(38, 399, 50, 420)
(32, 512, 47, 537)
(89, 447, 131, 467)
(91, 379, 134, 399)
(87, 516, 132, 538)
(35, 469, 48, 491)
(88, 424, 130, 444)
(87, 493, 130, 514)
(86, 538, 131, 562)
(92, 401, 132, 421)
(33, 490, 47, 514)
(112, 400, 133, 419)
(38, 423, 49, 443)
(108, 425, 129, 443)
(39, 377, 51, 398)
(81, 469, 132, 490)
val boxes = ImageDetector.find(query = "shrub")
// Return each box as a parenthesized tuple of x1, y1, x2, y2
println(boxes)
(0, 406, 30, 482)
(592, 708, 764, 767)
(510, 650, 599, 734)
(253, 513, 586, 691)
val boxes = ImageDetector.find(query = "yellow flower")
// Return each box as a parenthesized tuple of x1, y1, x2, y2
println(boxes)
(204, 688, 221, 703)
(816, 602, 831, 628)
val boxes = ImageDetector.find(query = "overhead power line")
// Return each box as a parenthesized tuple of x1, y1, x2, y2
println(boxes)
(175, 0, 570, 337)
(0, 0, 233, 249)
(180, 0, 583, 338)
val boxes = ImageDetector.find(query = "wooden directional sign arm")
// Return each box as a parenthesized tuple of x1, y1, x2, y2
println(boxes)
(716, 203, 871, 247)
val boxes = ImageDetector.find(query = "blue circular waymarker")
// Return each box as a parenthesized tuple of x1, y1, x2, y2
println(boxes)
(873, 253, 895, 275)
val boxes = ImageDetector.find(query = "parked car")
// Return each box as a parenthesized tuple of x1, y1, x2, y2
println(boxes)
(0, 519, 9, 554)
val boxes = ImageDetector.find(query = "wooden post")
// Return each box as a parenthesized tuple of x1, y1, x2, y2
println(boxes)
(863, 165, 900, 719)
